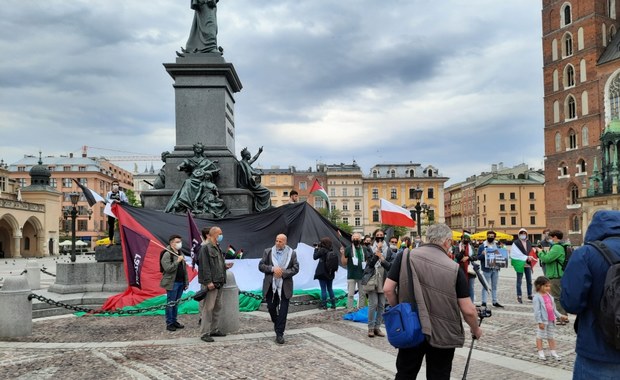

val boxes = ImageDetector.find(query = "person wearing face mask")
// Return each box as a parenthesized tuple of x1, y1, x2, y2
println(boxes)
(387, 236, 400, 264)
(105, 180, 128, 244)
(476, 230, 504, 308)
(453, 232, 477, 303)
(340, 232, 368, 309)
(511, 228, 536, 304)
(160, 235, 189, 332)
(362, 229, 392, 337)
(198, 226, 233, 342)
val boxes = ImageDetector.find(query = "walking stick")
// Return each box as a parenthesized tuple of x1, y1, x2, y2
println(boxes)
(462, 264, 492, 380)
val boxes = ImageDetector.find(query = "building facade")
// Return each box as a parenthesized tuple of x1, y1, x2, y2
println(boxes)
(542, 0, 620, 245)
(324, 162, 364, 234)
(363, 163, 447, 237)
(293, 166, 328, 208)
(261, 167, 294, 207)
(8, 153, 134, 247)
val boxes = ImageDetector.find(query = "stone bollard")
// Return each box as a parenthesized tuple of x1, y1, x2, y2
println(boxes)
(25, 259, 41, 290)
(0, 275, 32, 337)
(218, 270, 240, 334)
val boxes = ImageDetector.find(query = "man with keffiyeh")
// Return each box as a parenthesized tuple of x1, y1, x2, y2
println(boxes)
(259, 234, 300, 344)
(340, 232, 369, 310)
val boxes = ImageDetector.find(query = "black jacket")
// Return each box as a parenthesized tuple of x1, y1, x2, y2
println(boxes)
(313, 247, 335, 281)
(198, 241, 227, 285)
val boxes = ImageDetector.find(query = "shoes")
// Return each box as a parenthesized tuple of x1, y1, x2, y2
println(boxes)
(210, 330, 226, 337)
(517, 296, 523, 304)
(200, 334, 214, 342)
(275, 335, 285, 344)
(527, 295, 533, 301)
(538, 351, 546, 360)
(374, 329, 385, 337)
(481, 302, 487, 307)
(492, 302, 504, 308)
(551, 352, 561, 360)
(173, 322, 184, 329)
(368, 329, 375, 338)
(166, 324, 176, 332)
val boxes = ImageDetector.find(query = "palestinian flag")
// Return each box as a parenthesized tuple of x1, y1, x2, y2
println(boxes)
(310, 179, 329, 207)
(226, 245, 237, 259)
(510, 245, 530, 272)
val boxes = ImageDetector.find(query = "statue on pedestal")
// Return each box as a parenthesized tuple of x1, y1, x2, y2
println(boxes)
(237, 147, 272, 212)
(182, 0, 221, 55)
(153, 151, 170, 189)
(165, 143, 229, 218)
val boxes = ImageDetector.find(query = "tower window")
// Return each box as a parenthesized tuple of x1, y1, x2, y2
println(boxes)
(562, 4, 572, 27)
(569, 129, 577, 149)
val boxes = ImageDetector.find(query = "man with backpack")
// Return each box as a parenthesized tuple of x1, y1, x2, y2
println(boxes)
(537, 230, 568, 320)
(561, 210, 620, 379)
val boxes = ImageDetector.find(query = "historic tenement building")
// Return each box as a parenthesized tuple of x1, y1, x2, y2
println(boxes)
(542, 0, 620, 245)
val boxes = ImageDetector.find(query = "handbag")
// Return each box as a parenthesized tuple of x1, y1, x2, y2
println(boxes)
(382, 250, 425, 349)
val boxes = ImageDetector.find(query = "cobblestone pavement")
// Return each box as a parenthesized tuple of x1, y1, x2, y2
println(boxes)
(0, 259, 574, 379)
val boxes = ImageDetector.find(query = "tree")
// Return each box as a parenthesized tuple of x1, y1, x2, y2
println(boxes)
(318, 208, 353, 234)
(125, 189, 140, 207)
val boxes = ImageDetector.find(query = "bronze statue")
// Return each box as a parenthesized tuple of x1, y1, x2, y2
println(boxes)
(153, 151, 170, 189)
(183, 0, 221, 55)
(237, 147, 272, 212)
(165, 143, 229, 218)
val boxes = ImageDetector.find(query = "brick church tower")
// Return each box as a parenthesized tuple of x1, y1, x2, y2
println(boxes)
(542, 0, 620, 245)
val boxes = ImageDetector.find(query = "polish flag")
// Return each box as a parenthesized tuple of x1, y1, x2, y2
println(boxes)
(380, 198, 415, 227)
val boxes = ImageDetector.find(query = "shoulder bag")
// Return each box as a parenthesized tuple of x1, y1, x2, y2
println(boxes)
(382, 250, 425, 349)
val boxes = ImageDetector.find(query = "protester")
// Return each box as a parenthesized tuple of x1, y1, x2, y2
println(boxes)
(313, 237, 337, 310)
(512, 228, 534, 304)
(384, 223, 482, 379)
(453, 231, 477, 303)
(363, 235, 391, 338)
(539, 228, 551, 275)
(533, 276, 567, 360)
(159, 235, 188, 332)
(386, 236, 400, 264)
(259, 233, 300, 344)
(288, 190, 299, 203)
(537, 230, 568, 320)
(105, 180, 128, 244)
(561, 210, 620, 378)
(198, 226, 233, 342)
(476, 231, 503, 308)
(340, 232, 367, 309)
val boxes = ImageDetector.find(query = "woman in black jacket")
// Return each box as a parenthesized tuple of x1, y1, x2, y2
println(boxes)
(314, 237, 336, 309)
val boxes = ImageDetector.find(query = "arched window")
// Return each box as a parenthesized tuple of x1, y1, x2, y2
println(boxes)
(553, 69, 559, 91)
(390, 169, 396, 178)
(561, 3, 572, 26)
(582, 91, 589, 115)
(559, 162, 569, 176)
(24, 237, 30, 251)
(577, 158, 586, 173)
(552, 39, 558, 61)
(555, 132, 562, 152)
(580, 59, 587, 82)
(582, 126, 589, 146)
(572, 215, 580, 232)
(569, 129, 577, 149)
(570, 183, 579, 204)
(578, 27, 585, 50)
(562, 32, 573, 57)
(609, 73, 620, 120)
(409, 169, 415, 177)
(566, 95, 577, 119)
(564, 64, 575, 87)
(554, 100, 560, 123)
(372, 169, 378, 178)
(611, 0, 617, 19)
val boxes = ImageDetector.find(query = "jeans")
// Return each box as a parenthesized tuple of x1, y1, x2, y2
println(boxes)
(347, 278, 366, 309)
(481, 270, 499, 304)
(165, 281, 184, 326)
(319, 279, 335, 307)
(266, 287, 290, 337)
(395, 340, 455, 380)
(367, 291, 385, 329)
(573, 354, 620, 380)
(516, 267, 532, 298)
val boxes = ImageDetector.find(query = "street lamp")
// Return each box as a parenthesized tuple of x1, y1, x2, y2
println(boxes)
(410, 187, 432, 238)
(63, 192, 80, 263)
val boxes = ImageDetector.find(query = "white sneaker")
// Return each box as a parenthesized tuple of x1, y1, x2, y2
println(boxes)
(551, 352, 561, 361)
(538, 352, 546, 360)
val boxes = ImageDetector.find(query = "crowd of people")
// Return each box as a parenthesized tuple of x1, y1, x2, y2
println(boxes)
(158, 210, 620, 380)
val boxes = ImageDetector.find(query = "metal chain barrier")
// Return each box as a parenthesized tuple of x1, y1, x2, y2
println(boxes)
(40, 267, 57, 277)
(20, 269, 27, 275)
(27, 293, 195, 316)
(239, 290, 347, 306)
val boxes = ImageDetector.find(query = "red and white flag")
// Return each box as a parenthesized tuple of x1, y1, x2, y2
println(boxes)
(380, 198, 415, 227)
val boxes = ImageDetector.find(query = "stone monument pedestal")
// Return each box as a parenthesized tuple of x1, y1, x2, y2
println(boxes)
(48, 262, 126, 294)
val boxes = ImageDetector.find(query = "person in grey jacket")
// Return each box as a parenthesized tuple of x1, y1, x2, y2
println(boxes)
(198, 226, 232, 342)
(259, 233, 299, 344)
(160, 234, 188, 332)
(532, 276, 568, 360)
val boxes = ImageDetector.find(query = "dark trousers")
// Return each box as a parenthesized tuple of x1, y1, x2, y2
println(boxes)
(319, 278, 335, 306)
(516, 267, 533, 298)
(266, 287, 290, 337)
(395, 340, 455, 380)
(107, 216, 116, 241)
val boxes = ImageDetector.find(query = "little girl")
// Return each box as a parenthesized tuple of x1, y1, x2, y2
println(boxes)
(532, 276, 568, 360)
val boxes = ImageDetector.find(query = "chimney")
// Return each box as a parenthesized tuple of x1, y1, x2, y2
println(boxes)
(491, 164, 497, 172)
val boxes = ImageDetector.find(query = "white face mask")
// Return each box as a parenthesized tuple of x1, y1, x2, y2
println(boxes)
(112, 185, 119, 191)
(519, 234, 527, 240)
(174, 242, 182, 250)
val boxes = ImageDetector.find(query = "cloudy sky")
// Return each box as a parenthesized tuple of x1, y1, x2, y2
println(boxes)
(0, 1, 543, 184)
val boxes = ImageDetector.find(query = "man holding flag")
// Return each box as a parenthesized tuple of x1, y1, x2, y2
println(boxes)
(511, 228, 536, 304)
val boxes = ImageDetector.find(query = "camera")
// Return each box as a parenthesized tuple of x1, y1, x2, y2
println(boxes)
(476, 306, 492, 319)
(313, 243, 319, 248)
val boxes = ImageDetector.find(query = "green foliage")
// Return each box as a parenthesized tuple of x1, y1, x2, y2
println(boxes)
(318, 208, 353, 234)
(125, 189, 140, 207)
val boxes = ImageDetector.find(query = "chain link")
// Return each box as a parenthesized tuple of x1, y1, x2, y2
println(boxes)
(238, 290, 347, 306)
(28, 293, 195, 316)
(20, 269, 27, 275)
(40, 267, 57, 277)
